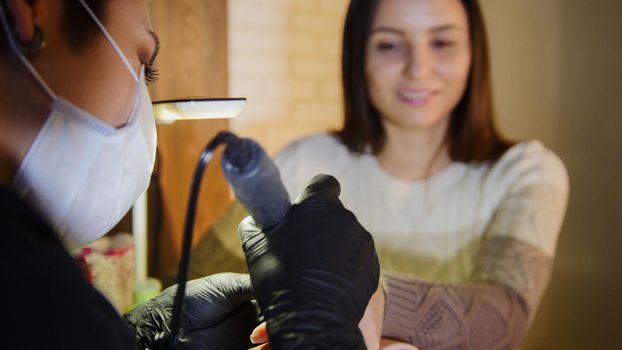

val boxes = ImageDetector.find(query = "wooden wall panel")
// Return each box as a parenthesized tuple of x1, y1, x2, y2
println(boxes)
(147, 0, 231, 283)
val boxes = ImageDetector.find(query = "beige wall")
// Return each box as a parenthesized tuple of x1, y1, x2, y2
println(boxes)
(228, 0, 348, 154)
(481, 0, 622, 348)
(229, 0, 622, 348)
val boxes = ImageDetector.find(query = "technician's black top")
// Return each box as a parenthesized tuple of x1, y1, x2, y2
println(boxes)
(0, 186, 133, 349)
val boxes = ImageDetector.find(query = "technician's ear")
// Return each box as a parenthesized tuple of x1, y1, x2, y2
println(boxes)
(3, 0, 39, 45)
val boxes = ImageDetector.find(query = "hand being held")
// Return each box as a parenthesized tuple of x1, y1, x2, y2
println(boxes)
(239, 174, 380, 349)
(249, 283, 386, 350)
(125, 273, 260, 349)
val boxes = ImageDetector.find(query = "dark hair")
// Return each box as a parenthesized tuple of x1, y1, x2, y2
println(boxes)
(62, 0, 107, 52)
(336, 0, 512, 164)
(1, 1, 106, 54)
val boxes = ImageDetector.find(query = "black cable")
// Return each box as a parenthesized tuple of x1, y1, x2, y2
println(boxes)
(168, 131, 240, 348)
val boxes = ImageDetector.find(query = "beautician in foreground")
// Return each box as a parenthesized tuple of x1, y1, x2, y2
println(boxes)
(0, 0, 379, 349)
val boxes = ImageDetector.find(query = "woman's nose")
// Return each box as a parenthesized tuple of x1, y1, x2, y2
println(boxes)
(404, 45, 432, 80)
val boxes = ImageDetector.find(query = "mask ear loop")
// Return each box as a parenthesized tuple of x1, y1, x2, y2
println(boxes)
(77, 0, 140, 83)
(0, 3, 56, 100)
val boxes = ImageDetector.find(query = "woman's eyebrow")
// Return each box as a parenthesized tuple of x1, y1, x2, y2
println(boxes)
(430, 24, 465, 33)
(370, 24, 465, 36)
(370, 26, 404, 35)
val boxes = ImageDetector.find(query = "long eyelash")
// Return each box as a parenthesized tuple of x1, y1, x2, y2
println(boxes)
(145, 62, 159, 85)
(145, 30, 161, 85)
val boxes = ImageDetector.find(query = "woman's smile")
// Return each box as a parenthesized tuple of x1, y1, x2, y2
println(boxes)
(396, 88, 440, 107)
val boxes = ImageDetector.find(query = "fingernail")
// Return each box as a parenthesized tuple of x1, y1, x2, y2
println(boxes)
(250, 327, 267, 344)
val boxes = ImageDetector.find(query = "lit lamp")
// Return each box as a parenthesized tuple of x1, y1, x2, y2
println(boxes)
(152, 97, 247, 123)
(132, 97, 246, 305)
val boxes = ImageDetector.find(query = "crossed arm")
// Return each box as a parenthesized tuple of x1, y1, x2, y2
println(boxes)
(247, 235, 552, 349)
(379, 236, 552, 349)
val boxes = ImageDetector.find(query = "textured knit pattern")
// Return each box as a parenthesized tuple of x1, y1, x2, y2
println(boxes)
(382, 271, 527, 349)
(381, 235, 553, 349)
(473, 237, 553, 316)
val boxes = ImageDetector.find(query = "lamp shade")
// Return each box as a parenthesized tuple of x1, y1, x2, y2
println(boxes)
(152, 97, 246, 123)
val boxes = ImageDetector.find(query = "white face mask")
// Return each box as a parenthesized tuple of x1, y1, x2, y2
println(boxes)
(1, 1, 157, 249)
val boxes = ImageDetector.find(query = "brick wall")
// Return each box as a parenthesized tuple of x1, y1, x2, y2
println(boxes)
(228, 0, 350, 154)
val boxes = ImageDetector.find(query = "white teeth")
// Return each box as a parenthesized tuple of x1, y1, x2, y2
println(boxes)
(398, 90, 429, 99)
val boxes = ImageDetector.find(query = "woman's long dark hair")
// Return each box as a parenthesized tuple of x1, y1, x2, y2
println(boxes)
(62, 0, 107, 52)
(1, 0, 106, 54)
(336, 0, 512, 163)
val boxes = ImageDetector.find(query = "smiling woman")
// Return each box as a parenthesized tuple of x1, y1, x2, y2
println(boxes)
(366, 1, 472, 138)
(340, 0, 508, 164)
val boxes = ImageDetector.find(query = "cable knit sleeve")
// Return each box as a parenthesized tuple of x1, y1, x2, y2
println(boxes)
(381, 142, 569, 349)
(472, 141, 568, 310)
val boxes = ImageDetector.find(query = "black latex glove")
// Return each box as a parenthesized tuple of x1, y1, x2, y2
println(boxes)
(239, 174, 380, 349)
(124, 273, 261, 349)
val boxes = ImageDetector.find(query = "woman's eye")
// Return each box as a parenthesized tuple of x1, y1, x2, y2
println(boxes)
(431, 39, 455, 49)
(145, 62, 159, 85)
(376, 41, 401, 52)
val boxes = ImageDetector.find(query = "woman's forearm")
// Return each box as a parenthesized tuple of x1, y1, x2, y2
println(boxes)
(381, 237, 552, 349)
